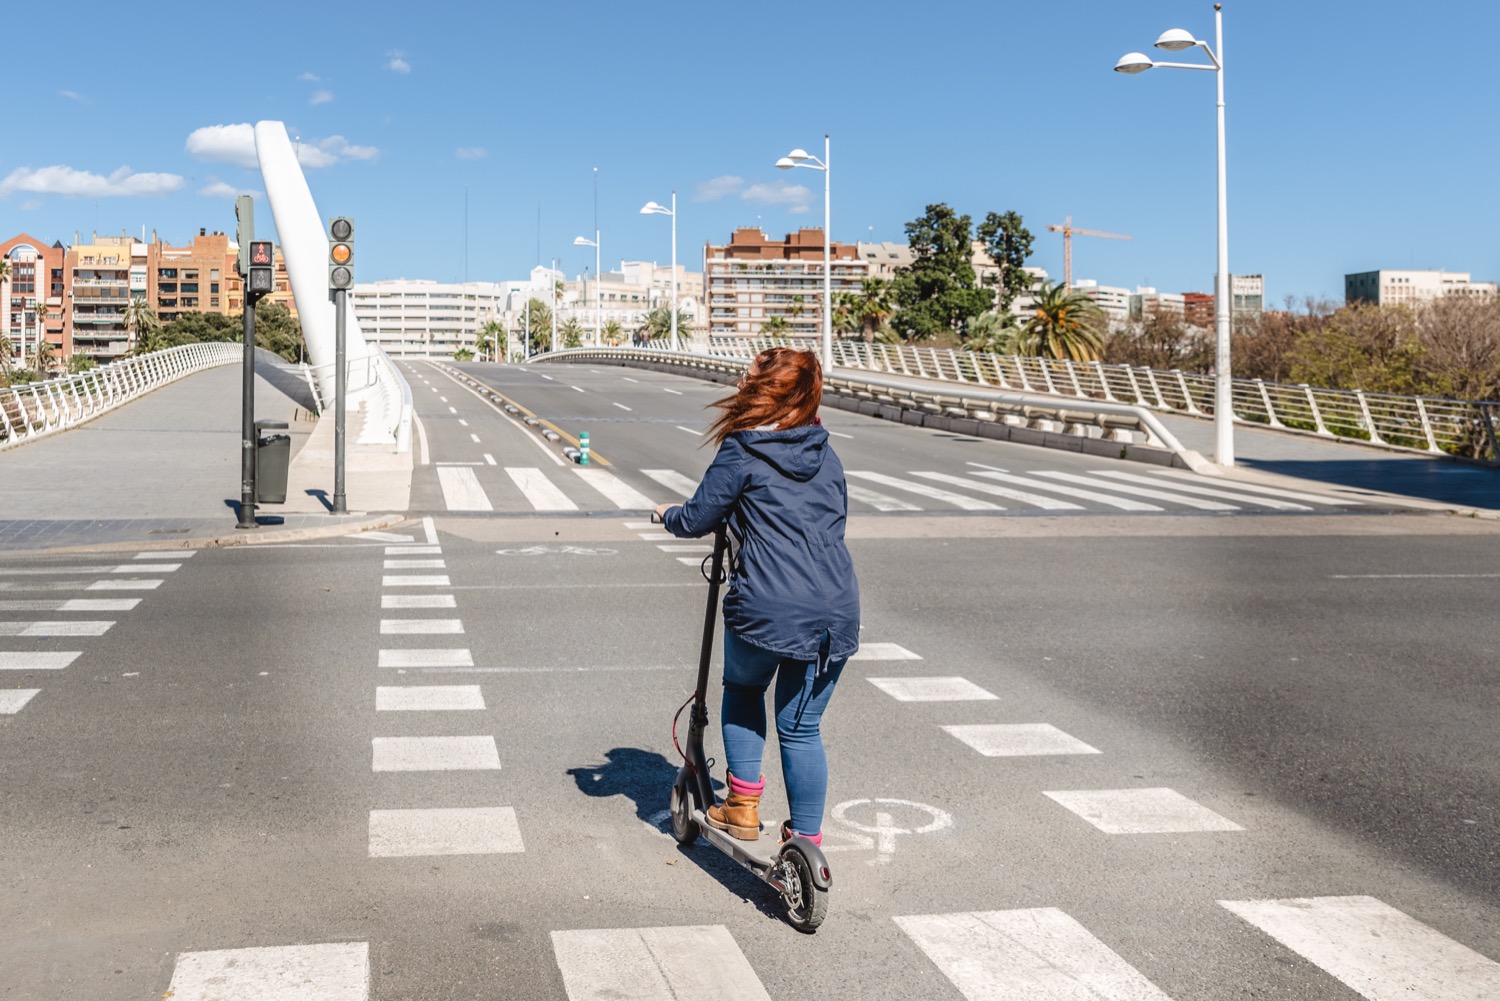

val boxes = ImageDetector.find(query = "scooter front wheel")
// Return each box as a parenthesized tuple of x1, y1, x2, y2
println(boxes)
(777, 846, 828, 932)
(669, 769, 700, 845)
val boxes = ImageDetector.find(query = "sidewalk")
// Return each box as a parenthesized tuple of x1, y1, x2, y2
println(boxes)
(0, 355, 411, 553)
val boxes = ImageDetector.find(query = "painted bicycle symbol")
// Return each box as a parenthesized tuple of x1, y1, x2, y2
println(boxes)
(495, 545, 617, 556)
(824, 798, 954, 866)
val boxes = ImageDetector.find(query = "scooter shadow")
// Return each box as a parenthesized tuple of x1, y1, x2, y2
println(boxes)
(566, 747, 786, 922)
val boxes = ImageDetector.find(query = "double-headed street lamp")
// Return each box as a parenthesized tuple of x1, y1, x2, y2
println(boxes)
(640, 192, 680, 352)
(572, 233, 601, 346)
(1116, 3, 1233, 467)
(775, 134, 833, 372)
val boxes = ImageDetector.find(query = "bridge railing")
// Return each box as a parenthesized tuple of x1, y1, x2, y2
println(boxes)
(0, 342, 241, 451)
(691, 336, 1500, 461)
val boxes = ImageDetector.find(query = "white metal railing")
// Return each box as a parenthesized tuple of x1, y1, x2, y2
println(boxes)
(0, 342, 242, 451)
(694, 336, 1500, 461)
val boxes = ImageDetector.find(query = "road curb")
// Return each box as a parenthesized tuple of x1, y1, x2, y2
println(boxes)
(0, 512, 411, 557)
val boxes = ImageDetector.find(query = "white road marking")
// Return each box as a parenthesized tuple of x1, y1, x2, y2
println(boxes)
(448, 406, 457, 414)
(0, 621, 114, 637)
(637, 532, 674, 541)
(483, 453, 496, 465)
(378, 648, 474, 667)
(623, 376, 639, 383)
(642, 469, 699, 497)
(676, 425, 702, 436)
(423, 516, 438, 546)
(574, 468, 655, 508)
(623, 521, 656, 529)
(168, 942, 370, 1001)
(0, 689, 41, 714)
(1151, 467, 1363, 505)
(1043, 787, 1243, 833)
(676, 557, 703, 566)
(437, 466, 494, 511)
(551, 925, 772, 1001)
(369, 806, 523, 857)
(113, 563, 180, 572)
(1095, 469, 1312, 510)
(846, 483, 922, 511)
(382, 594, 456, 609)
(540, 374, 554, 380)
(0, 652, 81, 670)
(0, 565, 118, 575)
(372, 735, 499, 771)
(441, 396, 449, 402)
(382, 575, 452, 587)
(135, 551, 195, 559)
(663, 388, 683, 395)
(913, 471, 1084, 511)
(1034, 471, 1238, 511)
(847, 471, 1002, 511)
(383, 559, 446, 570)
(828, 430, 854, 439)
(380, 619, 465, 635)
(506, 467, 578, 511)
(1330, 573, 1500, 579)
(0, 599, 139, 612)
(458, 419, 469, 426)
(969, 469, 1162, 512)
(470, 433, 481, 443)
(866, 677, 997, 702)
(414, 412, 430, 465)
(386, 545, 441, 555)
(359, 531, 415, 543)
(613, 402, 632, 411)
(944, 723, 1103, 757)
(659, 544, 712, 552)
(86, 579, 162, 590)
(1220, 895, 1500, 1000)
(895, 908, 1173, 1001)
(376, 685, 484, 711)
(571, 385, 586, 393)
(849, 642, 922, 661)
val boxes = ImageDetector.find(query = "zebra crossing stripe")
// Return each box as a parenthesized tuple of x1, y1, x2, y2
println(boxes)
(969, 470, 1162, 512)
(0, 652, 81, 671)
(379, 619, 465, 635)
(0, 598, 140, 611)
(1151, 467, 1363, 505)
(574, 467, 656, 509)
(113, 563, 181, 573)
(134, 551, 195, 559)
(868, 677, 998, 701)
(846, 482, 922, 511)
(168, 942, 369, 999)
(1220, 895, 1500, 1000)
(895, 908, 1173, 1000)
(912, 471, 1085, 510)
(1094, 469, 1312, 510)
(944, 723, 1102, 756)
(369, 806, 523, 857)
(551, 925, 772, 1001)
(0, 621, 114, 637)
(378, 648, 473, 667)
(1034, 471, 1239, 511)
(506, 467, 579, 511)
(1044, 787, 1243, 833)
(86, 579, 163, 590)
(437, 466, 494, 511)
(850, 643, 922, 661)
(847, 471, 1003, 510)
(383, 559, 446, 569)
(381, 595, 456, 609)
(371, 735, 499, 771)
(642, 469, 699, 497)
(375, 685, 484, 711)
(0, 689, 41, 714)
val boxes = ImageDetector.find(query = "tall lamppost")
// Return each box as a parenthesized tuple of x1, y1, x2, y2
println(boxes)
(1116, 3, 1233, 467)
(775, 134, 832, 371)
(640, 192, 680, 352)
(572, 233, 600, 347)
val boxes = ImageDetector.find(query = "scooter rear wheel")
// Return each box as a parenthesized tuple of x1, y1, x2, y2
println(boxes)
(778, 846, 828, 932)
(669, 770, 699, 845)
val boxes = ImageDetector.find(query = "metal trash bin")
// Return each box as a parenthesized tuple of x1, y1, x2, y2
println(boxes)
(254, 419, 290, 504)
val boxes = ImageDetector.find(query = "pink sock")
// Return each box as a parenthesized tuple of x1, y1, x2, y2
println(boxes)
(795, 830, 823, 847)
(728, 773, 764, 796)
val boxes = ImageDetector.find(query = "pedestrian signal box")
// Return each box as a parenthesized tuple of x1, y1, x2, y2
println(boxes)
(248, 241, 275, 295)
(328, 217, 354, 291)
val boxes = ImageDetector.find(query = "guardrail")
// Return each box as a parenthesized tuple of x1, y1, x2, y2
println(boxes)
(531, 346, 1214, 473)
(0, 342, 241, 451)
(693, 337, 1500, 462)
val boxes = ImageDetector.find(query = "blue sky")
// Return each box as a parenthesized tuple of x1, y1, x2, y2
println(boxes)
(5, 1, 1498, 307)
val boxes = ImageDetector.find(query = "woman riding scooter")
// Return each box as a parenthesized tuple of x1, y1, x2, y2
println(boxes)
(656, 347, 860, 847)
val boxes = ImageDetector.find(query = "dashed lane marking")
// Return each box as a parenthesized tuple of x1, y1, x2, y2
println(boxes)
(378, 648, 474, 668)
(369, 806, 523, 857)
(0, 599, 139, 612)
(1043, 787, 1243, 833)
(382, 575, 452, 587)
(0, 690, 41, 714)
(0, 652, 82, 670)
(375, 685, 484, 711)
(867, 677, 998, 701)
(944, 723, 1103, 757)
(0, 621, 114, 637)
(371, 735, 499, 771)
(382, 595, 456, 609)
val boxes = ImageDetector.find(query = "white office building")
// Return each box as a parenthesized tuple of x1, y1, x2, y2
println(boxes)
(1345, 269, 1497, 307)
(352, 279, 506, 357)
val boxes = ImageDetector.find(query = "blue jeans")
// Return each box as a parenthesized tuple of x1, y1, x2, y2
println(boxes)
(721, 628, 847, 836)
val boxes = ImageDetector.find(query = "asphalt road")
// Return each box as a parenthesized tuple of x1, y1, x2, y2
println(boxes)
(2, 361, 1499, 999)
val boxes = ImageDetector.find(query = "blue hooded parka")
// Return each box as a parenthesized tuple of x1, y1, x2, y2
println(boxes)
(663, 424, 860, 663)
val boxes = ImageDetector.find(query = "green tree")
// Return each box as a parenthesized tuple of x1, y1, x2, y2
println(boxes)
(123, 296, 160, 352)
(32, 335, 57, 377)
(559, 318, 584, 349)
(453, 347, 475, 361)
(832, 291, 860, 336)
(761, 315, 791, 336)
(250, 300, 304, 363)
(0, 332, 14, 384)
(1103, 308, 1212, 370)
(68, 353, 97, 375)
(603, 319, 624, 346)
(890, 203, 992, 341)
(855, 277, 895, 339)
(976, 210, 1035, 312)
(521, 298, 553, 355)
(1286, 302, 1424, 395)
(162, 310, 241, 345)
(1021, 282, 1106, 361)
(639, 305, 694, 343)
(477, 319, 505, 361)
(962, 310, 1025, 355)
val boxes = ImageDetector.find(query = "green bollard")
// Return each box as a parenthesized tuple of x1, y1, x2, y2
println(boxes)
(580, 431, 590, 465)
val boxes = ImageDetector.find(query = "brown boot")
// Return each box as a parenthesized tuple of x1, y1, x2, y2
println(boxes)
(706, 773, 763, 840)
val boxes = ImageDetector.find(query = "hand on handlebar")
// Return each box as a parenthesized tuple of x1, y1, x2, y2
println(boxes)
(652, 502, 678, 524)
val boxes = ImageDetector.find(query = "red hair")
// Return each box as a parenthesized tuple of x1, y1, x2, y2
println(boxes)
(705, 348, 823, 445)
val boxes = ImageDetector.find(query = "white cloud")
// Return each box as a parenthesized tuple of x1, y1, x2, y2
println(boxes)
(199, 180, 261, 199)
(386, 51, 411, 74)
(309, 90, 334, 106)
(20, 199, 42, 211)
(741, 180, 814, 212)
(58, 90, 90, 105)
(298, 71, 321, 82)
(694, 175, 744, 202)
(185, 123, 379, 169)
(455, 147, 488, 160)
(0, 165, 184, 198)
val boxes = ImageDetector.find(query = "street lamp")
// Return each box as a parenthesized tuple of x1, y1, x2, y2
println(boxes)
(775, 134, 833, 372)
(572, 234, 600, 346)
(640, 193, 680, 352)
(1116, 3, 1234, 467)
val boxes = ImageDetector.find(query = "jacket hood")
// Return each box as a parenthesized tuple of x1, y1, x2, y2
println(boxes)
(734, 424, 829, 482)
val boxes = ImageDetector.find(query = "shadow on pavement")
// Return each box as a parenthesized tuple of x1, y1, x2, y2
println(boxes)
(256, 350, 320, 411)
(1242, 457, 1500, 509)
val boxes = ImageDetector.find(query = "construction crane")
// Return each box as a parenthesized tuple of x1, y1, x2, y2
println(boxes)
(1047, 217, 1132, 288)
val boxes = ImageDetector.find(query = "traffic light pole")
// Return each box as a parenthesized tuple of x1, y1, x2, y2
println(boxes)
(237, 295, 258, 529)
(332, 286, 348, 515)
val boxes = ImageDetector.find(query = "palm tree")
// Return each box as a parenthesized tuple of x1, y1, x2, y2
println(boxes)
(0, 333, 14, 384)
(761, 315, 791, 336)
(32, 335, 57, 378)
(856, 277, 894, 339)
(832, 291, 860, 336)
(1021, 282, 1106, 362)
(962, 310, 1025, 355)
(479, 319, 505, 361)
(788, 294, 805, 323)
(559, 318, 585, 349)
(123, 296, 159, 353)
(603, 320, 623, 346)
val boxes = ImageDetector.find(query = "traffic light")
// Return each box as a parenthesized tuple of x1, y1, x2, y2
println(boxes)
(248, 241, 275, 296)
(235, 195, 254, 276)
(328, 217, 354, 291)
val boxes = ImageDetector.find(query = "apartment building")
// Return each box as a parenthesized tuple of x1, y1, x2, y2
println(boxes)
(1129, 288, 1187, 319)
(703, 228, 866, 338)
(354, 279, 506, 357)
(63, 235, 140, 361)
(1231, 273, 1265, 315)
(1069, 280, 1133, 324)
(1, 234, 66, 366)
(1345, 269, 1497, 307)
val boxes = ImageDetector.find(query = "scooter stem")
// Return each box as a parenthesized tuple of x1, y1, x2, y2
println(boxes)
(687, 523, 730, 810)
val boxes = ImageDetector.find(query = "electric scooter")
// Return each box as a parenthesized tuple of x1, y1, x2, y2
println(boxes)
(658, 516, 833, 932)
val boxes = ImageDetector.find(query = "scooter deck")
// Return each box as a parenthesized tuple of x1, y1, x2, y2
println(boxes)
(691, 809, 780, 869)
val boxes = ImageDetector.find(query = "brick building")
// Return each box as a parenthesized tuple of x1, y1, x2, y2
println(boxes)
(703, 228, 866, 338)
(2, 234, 67, 368)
